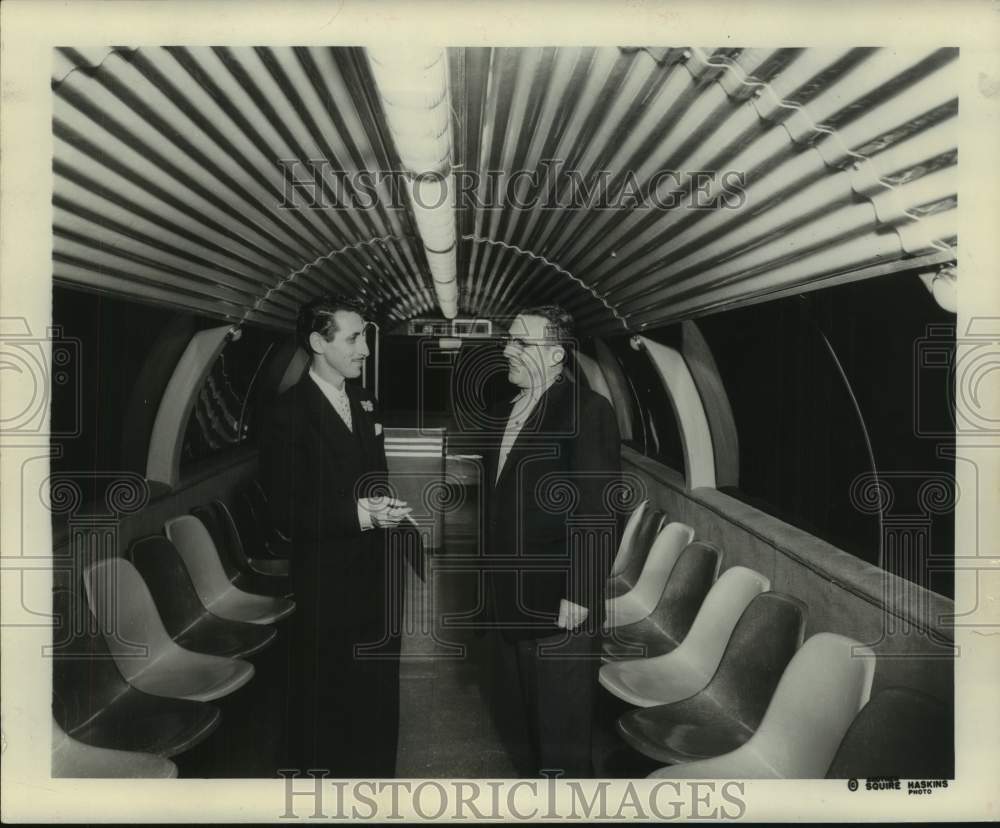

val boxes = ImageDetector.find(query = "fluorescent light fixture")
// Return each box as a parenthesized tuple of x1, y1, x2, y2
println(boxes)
(405, 175, 456, 253)
(368, 46, 458, 319)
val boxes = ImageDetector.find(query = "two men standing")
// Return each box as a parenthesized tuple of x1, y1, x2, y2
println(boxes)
(266, 296, 619, 779)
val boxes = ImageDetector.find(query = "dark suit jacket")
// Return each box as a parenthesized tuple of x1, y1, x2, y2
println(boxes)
(262, 374, 393, 631)
(484, 374, 621, 640)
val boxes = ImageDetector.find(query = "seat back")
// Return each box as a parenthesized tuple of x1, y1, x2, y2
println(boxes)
(245, 477, 267, 514)
(613, 505, 666, 588)
(52, 717, 178, 779)
(706, 591, 807, 731)
(211, 499, 251, 565)
(669, 566, 770, 680)
(51, 587, 130, 733)
(247, 479, 289, 543)
(650, 541, 722, 643)
(627, 521, 694, 615)
(750, 632, 876, 777)
(82, 557, 173, 682)
(826, 687, 953, 779)
(609, 500, 648, 576)
(128, 535, 209, 636)
(164, 515, 234, 606)
(235, 488, 274, 558)
(191, 503, 239, 580)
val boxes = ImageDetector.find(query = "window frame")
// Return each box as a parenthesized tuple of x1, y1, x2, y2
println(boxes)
(636, 335, 716, 489)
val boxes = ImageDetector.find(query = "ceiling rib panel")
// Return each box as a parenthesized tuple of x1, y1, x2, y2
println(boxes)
(52, 46, 957, 334)
(52, 46, 438, 328)
(449, 47, 956, 333)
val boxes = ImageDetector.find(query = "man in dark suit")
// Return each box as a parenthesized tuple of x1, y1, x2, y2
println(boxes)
(263, 296, 411, 778)
(483, 305, 621, 777)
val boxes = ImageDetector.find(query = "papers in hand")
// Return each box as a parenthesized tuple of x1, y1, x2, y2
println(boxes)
(360, 496, 412, 527)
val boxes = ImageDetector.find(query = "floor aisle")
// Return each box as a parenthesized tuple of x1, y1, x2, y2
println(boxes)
(393, 481, 657, 779)
(395, 483, 519, 777)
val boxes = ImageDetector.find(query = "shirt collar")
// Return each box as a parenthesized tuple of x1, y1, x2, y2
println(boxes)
(309, 368, 348, 398)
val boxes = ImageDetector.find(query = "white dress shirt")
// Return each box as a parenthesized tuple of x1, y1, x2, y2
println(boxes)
(495, 374, 558, 484)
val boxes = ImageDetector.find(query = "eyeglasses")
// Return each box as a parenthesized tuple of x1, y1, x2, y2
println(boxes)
(500, 335, 554, 350)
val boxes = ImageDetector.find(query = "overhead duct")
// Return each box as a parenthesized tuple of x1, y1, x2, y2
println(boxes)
(367, 47, 458, 319)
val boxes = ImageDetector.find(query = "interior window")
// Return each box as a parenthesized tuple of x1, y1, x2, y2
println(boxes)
(591, 338, 635, 444)
(180, 324, 279, 470)
(603, 334, 687, 476)
(698, 275, 955, 597)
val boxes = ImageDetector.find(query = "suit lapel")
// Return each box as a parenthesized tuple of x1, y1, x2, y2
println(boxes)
(301, 376, 361, 461)
(494, 378, 573, 489)
(346, 385, 375, 467)
(489, 397, 516, 488)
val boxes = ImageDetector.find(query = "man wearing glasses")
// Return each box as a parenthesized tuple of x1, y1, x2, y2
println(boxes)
(483, 304, 621, 777)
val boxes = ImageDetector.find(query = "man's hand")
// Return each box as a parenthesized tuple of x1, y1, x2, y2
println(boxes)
(556, 598, 589, 630)
(358, 496, 412, 529)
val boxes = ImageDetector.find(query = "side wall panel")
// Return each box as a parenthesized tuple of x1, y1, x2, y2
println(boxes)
(625, 451, 954, 705)
(52, 452, 260, 587)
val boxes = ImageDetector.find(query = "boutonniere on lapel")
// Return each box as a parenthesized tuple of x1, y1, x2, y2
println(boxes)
(360, 400, 374, 413)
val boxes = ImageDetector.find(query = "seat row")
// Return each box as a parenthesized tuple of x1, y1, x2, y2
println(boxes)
(52, 497, 294, 778)
(598, 501, 951, 779)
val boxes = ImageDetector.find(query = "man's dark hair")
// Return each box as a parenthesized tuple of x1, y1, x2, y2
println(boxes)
(297, 295, 368, 354)
(521, 304, 576, 352)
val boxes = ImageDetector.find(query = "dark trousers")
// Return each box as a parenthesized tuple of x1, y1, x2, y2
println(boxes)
(285, 618, 401, 778)
(486, 627, 601, 778)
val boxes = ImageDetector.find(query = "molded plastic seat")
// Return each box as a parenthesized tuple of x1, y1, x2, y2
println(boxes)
(601, 566, 771, 706)
(212, 499, 289, 577)
(53, 719, 178, 778)
(244, 481, 292, 558)
(617, 591, 807, 763)
(230, 488, 279, 559)
(649, 633, 876, 779)
(607, 502, 665, 598)
(602, 541, 721, 661)
(609, 500, 649, 576)
(84, 557, 256, 702)
(604, 522, 695, 630)
(191, 503, 291, 595)
(128, 536, 277, 658)
(164, 515, 296, 625)
(52, 587, 220, 757)
(826, 687, 953, 779)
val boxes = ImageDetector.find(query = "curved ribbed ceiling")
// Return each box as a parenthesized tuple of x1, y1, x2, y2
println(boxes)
(52, 46, 957, 334)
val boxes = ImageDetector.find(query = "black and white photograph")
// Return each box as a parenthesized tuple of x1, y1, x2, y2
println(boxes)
(1, 0, 998, 822)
